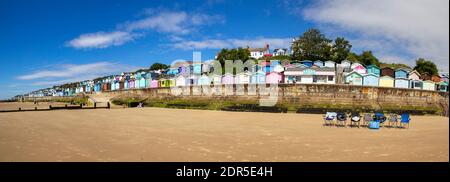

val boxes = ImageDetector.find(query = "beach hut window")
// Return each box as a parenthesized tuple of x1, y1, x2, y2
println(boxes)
(328, 76, 334, 81)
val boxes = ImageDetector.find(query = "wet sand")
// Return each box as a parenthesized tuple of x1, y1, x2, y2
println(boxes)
(0, 103, 448, 162)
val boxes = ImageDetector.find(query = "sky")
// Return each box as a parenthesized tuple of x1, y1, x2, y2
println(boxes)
(0, 0, 448, 99)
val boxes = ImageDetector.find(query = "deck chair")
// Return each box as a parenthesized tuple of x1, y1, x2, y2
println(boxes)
(374, 112, 386, 127)
(362, 113, 372, 127)
(349, 112, 361, 128)
(323, 112, 337, 126)
(388, 114, 398, 128)
(399, 113, 411, 129)
(336, 112, 347, 127)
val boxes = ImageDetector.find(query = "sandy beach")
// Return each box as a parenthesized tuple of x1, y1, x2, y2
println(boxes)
(0, 102, 448, 162)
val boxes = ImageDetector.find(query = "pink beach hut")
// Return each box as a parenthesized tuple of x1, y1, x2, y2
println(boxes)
(222, 73, 234, 84)
(266, 72, 284, 84)
(150, 80, 158, 88)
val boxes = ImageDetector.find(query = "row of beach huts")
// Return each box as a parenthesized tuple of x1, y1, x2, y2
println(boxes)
(24, 59, 449, 98)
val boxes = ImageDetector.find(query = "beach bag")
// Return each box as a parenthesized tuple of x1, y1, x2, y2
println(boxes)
(369, 121, 380, 129)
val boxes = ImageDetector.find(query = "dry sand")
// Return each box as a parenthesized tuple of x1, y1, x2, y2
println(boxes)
(0, 102, 448, 162)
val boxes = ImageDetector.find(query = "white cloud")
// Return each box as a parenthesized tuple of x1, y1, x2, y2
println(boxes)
(67, 10, 224, 49)
(67, 31, 138, 49)
(17, 62, 137, 81)
(303, 0, 449, 71)
(172, 37, 292, 50)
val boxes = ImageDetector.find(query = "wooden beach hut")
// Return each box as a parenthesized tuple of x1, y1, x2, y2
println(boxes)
(344, 71, 363, 85)
(437, 81, 448, 92)
(266, 72, 284, 84)
(379, 76, 395, 87)
(367, 65, 381, 76)
(324, 60, 335, 68)
(362, 73, 379, 86)
(381, 67, 395, 78)
(250, 71, 266, 84)
(222, 73, 235, 85)
(422, 80, 436, 91)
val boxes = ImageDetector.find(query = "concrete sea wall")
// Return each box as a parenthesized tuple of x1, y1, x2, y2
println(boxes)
(89, 84, 449, 116)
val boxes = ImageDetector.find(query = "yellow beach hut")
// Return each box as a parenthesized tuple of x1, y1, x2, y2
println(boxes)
(379, 76, 394, 87)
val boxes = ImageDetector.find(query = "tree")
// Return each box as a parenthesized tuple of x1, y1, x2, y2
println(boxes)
(149, 63, 169, 70)
(413, 58, 438, 75)
(216, 48, 250, 66)
(357, 51, 380, 66)
(331, 37, 352, 63)
(291, 28, 332, 61)
(346, 52, 359, 63)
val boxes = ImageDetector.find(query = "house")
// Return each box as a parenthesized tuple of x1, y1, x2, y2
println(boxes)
(273, 48, 288, 56)
(366, 65, 381, 76)
(222, 73, 234, 84)
(394, 78, 410, 88)
(394, 68, 409, 79)
(266, 72, 284, 84)
(235, 71, 251, 84)
(379, 76, 395, 87)
(284, 67, 336, 84)
(344, 71, 363, 85)
(422, 80, 435, 91)
(420, 73, 432, 81)
(431, 75, 441, 83)
(362, 73, 379, 86)
(324, 61, 335, 68)
(249, 44, 270, 59)
(250, 71, 266, 84)
(437, 81, 448, 92)
(381, 67, 395, 78)
(313, 60, 324, 67)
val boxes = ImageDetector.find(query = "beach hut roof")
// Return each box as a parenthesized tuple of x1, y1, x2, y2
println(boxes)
(409, 70, 421, 76)
(366, 64, 380, 69)
(363, 73, 380, 77)
(345, 70, 363, 77)
(380, 75, 395, 80)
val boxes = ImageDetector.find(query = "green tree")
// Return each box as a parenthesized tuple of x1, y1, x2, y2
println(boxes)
(216, 48, 250, 66)
(149, 63, 169, 70)
(331, 37, 352, 63)
(357, 51, 380, 66)
(346, 52, 359, 63)
(413, 58, 438, 75)
(291, 28, 332, 61)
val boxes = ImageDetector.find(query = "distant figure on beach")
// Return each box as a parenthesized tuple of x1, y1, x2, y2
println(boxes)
(137, 102, 143, 108)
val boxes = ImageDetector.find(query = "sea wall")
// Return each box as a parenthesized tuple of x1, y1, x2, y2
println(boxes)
(91, 84, 449, 116)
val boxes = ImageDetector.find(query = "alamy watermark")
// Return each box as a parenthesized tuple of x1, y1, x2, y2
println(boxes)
(169, 51, 279, 106)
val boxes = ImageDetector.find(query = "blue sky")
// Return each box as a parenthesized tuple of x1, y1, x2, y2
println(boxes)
(0, 0, 448, 99)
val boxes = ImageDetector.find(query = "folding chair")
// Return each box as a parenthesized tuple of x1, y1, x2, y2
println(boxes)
(362, 113, 372, 127)
(399, 113, 411, 129)
(349, 112, 361, 128)
(388, 114, 398, 128)
(336, 112, 347, 127)
(323, 112, 337, 126)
